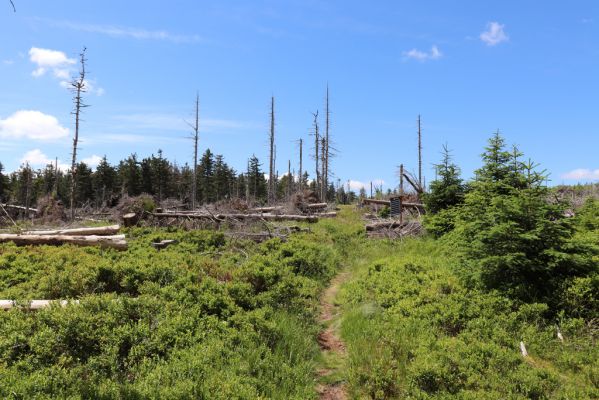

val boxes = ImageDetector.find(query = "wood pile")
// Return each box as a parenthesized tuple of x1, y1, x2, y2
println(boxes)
(365, 219, 422, 239)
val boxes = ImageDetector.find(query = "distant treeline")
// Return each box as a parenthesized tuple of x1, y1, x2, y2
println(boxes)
(0, 149, 356, 208)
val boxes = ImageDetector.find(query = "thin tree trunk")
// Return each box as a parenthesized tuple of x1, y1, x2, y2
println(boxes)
(268, 97, 275, 204)
(191, 93, 199, 209)
(70, 48, 87, 221)
(313, 111, 320, 198)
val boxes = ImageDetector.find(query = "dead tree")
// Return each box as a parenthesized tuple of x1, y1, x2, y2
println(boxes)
(320, 137, 327, 200)
(418, 114, 422, 187)
(69, 47, 88, 221)
(312, 111, 320, 197)
(190, 93, 200, 209)
(287, 159, 292, 199)
(268, 96, 276, 204)
(298, 138, 303, 192)
(324, 85, 330, 201)
(9, 0, 15, 12)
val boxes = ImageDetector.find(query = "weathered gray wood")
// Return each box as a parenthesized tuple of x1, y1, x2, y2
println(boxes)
(24, 225, 121, 236)
(152, 213, 319, 223)
(0, 234, 127, 250)
(1, 299, 80, 310)
(151, 239, 178, 249)
(1, 204, 38, 213)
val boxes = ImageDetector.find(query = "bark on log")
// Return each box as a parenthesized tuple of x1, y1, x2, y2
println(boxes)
(152, 213, 319, 223)
(250, 206, 283, 213)
(314, 212, 337, 218)
(305, 202, 327, 209)
(122, 212, 139, 227)
(151, 239, 178, 249)
(23, 225, 121, 236)
(363, 199, 391, 206)
(1, 204, 39, 213)
(1, 299, 80, 310)
(0, 234, 128, 250)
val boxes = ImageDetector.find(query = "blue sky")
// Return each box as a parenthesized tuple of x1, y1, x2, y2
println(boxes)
(1, 0, 598, 190)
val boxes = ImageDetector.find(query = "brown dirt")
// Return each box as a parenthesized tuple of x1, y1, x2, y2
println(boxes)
(316, 271, 350, 400)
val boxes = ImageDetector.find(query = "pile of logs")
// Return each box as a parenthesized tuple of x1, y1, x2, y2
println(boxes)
(150, 211, 336, 223)
(0, 224, 127, 250)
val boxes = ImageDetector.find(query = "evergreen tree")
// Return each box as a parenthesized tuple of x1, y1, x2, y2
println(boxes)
(74, 162, 93, 205)
(452, 132, 596, 307)
(247, 155, 267, 201)
(118, 154, 142, 196)
(93, 156, 117, 207)
(423, 144, 466, 214)
(198, 149, 215, 204)
(0, 162, 8, 202)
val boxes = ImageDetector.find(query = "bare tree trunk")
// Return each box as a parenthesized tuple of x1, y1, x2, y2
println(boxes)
(268, 97, 275, 204)
(320, 137, 326, 201)
(312, 111, 320, 198)
(418, 114, 422, 187)
(54, 157, 58, 196)
(287, 159, 291, 199)
(298, 138, 303, 192)
(324, 85, 330, 201)
(191, 93, 200, 209)
(70, 48, 87, 221)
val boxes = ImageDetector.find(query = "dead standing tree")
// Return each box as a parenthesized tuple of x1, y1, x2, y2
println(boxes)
(312, 111, 320, 198)
(298, 138, 303, 192)
(268, 97, 276, 204)
(69, 47, 88, 221)
(418, 114, 423, 187)
(188, 92, 200, 209)
(323, 85, 330, 201)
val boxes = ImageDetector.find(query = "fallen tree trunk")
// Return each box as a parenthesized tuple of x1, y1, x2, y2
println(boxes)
(1, 204, 38, 213)
(0, 234, 128, 250)
(152, 213, 319, 223)
(1, 299, 80, 310)
(23, 225, 121, 236)
(314, 212, 337, 218)
(363, 199, 391, 206)
(304, 202, 327, 209)
(151, 239, 178, 249)
(250, 206, 283, 213)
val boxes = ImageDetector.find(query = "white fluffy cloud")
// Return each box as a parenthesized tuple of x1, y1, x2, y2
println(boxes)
(480, 22, 509, 46)
(29, 47, 75, 78)
(20, 150, 102, 170)
(20, 149, 69, 170)
(0, 110, 69, 140)
(403, 45, 442, 62)
(561, 168, 599, 181)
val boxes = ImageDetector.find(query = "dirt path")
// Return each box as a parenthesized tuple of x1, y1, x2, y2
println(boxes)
(316, 271, 350, 400)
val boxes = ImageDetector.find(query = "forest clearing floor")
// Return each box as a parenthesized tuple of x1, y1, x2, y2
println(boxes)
(316, 270, 351, 400)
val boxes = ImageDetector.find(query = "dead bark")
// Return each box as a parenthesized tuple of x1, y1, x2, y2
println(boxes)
(23, 225, 121, 236)
(70, 48, 88, 221)
(0, 234, 127, 250)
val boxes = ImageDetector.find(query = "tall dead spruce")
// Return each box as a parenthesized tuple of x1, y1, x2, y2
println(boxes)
(312, 111, 320, 197)
(69, 47, 88, 221)
(268, 97, 276, 204)
(189, 92, 200, 209)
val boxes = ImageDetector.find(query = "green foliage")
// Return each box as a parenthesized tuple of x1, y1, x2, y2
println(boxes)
(378, 205, 390, 218)
(443, 133, 598, 311)
(0, 225, 340, 398)
(339, 238, 598, 399)
(422, 144, 466, 215)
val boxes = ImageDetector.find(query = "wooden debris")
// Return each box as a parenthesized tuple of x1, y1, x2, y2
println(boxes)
(305, 202, 327, 210)
(225, 232, 287, 242)
(365, 220, 405, 231)
(250, 206, 283, 213)
(520, 341, 528, 357)
(1, 299, 80, 310)
(0, 204, 38, 213)
(152, 212, 319, 223)
(23, 225, 121, 236)
(151, 239, 178, 249)
(122, 212, 139, 227)
(314, 212, 337, 218)
(0, 234, 128, 250)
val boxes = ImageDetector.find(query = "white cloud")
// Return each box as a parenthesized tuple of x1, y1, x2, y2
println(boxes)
(403, 45, 442, 61)
(49, 20, 204, 43)
(0, 110, 69, 140)
(20, 149, 70, 170)
(348, 179, 386, 191)
(480, 22, 509, 46)
(561, 168, 599, 181)
(82, 155, 103, 168)
(29, 47, 75, 78)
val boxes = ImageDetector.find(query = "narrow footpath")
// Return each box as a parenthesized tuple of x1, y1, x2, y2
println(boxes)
(316, 271, 351, 400)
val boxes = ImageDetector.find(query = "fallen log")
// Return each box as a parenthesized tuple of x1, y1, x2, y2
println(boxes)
(152, 213, 319, 223)
(151, 239, 178, 249)
(1, 204, 38, 213)
(314, 212, 337, 218)
(363, 199, 391, 206)
(1, 299, 80, 310)
(0, 234, 128, 250)
(250, 206, 283, 213)
(23, 225, 121, 236)
(304, 202, 327, 209)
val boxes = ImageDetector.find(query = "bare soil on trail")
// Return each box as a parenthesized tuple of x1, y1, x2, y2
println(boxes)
(316, 271, 350, 400)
